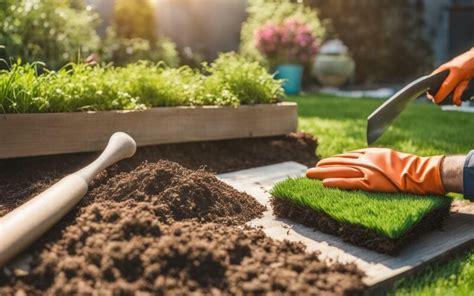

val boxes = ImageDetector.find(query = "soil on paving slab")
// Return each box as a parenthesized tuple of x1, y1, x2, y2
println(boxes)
(271, 196, 452, 255)
(0, 159, 365, 295)
(0, 132, 318, 217)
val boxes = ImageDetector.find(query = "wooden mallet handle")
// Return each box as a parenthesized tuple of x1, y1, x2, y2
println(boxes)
(0, 132, 136, 268)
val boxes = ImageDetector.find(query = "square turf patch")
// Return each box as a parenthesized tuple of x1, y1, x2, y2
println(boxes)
(271, 177, 452, 255)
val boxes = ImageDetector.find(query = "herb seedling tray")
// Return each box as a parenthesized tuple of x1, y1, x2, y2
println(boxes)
(0, 102, 297, 159)
(218, 162, 474, 295)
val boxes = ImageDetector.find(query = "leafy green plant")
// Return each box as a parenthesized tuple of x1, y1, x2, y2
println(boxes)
(0, 0, 100, 69)
(240, 0, 325, 65)
(272, 177, 450, 239)
(201, 53, 283, 106)
(0, 53, 284, 113)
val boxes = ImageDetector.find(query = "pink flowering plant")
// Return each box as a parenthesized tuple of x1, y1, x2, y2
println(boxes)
(254, 18, 319, 66)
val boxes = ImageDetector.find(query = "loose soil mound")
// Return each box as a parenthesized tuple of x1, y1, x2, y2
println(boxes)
(88, 160, 266, 225)
(0, 222, 365, 295)
(0, 133, 366, 295)
(271, 197, 451, 255)
(0, 133, 318, 217)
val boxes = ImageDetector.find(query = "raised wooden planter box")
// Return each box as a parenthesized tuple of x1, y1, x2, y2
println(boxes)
(0, 102, 297, 159)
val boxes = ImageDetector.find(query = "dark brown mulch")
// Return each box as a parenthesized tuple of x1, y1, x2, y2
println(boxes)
(0, 132, 318, 217)
(271, 196, 452, 255)
(0, 222, 365, 295)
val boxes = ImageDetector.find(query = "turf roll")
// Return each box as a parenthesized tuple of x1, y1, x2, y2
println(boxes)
(271, 178, 452, 255)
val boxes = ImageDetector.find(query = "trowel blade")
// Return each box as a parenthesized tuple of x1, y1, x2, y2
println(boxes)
(367, 70, 448, 145)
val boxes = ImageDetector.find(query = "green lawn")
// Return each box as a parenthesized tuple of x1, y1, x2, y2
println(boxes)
(289, 94, 474, 296)
(272, 177, 449, 239)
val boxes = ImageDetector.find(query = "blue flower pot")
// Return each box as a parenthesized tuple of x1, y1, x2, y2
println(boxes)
(274, 64, 303, 95)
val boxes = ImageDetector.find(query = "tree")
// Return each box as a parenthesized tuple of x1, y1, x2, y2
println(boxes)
(113, 0, 157, 42)
(0, 0, 100, 69)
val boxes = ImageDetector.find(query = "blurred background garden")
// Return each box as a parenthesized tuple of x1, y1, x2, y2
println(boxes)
(2, 0, 473, 91)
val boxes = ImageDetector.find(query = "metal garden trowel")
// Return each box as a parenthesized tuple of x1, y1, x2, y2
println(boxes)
(367, 69, 474, 145)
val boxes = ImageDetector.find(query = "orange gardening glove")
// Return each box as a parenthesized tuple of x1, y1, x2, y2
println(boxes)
(306, 148, 446, 195)
(429, 48, 474, 106)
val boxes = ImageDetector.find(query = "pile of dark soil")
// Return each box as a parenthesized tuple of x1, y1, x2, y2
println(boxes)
(0, 132, 318, 217)
(0, 222, 365, 295)
(87, 160, 266, 225)
(271, 197, 452, 255)
(0, 160, 365, 295)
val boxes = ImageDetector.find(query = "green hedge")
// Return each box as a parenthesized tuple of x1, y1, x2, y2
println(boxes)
(0, 53, 284, 113)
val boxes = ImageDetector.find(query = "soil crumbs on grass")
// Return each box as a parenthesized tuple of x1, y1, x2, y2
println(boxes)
(0, 160, 365, 295)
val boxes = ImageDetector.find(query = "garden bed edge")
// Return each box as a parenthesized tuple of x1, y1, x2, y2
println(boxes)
(0, 102, 297, 159)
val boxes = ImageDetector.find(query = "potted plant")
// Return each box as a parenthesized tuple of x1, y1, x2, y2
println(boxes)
(254, 18, 319, 95)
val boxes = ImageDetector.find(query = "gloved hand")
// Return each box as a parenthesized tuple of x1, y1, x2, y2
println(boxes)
(429, 48, 474, 106)
(306, 148, 446, 195)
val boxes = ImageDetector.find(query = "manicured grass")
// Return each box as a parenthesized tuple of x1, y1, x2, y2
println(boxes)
(290, 94, 474, 295)
(289, 94, 473, 158)
(0, 53, 283, 113)
(272, 177, 450, 239)
(391, 251, 474, 296)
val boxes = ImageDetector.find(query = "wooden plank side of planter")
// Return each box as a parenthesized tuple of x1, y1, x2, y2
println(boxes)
(0, 102, 297, 159)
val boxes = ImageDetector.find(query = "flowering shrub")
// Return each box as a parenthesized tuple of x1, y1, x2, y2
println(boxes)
(254, 18, 319, 66)
(240, 0, 325, 65)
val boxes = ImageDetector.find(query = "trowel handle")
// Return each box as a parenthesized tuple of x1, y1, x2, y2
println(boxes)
(0, 132, 136, 268)
(428, 70, 474, 105)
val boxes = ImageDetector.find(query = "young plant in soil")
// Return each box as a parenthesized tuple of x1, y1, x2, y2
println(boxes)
(271, 177, 452, 255)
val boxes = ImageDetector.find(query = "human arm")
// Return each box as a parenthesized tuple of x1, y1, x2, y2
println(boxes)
(440, 155, 465, 194)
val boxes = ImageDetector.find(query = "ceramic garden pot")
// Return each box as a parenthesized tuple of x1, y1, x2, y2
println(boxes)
(274, 64, 304, 95)
(313, 54, 355, 87)
(312, 39, 355, 87)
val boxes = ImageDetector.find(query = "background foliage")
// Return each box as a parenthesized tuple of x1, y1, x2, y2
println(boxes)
(240, 0, 325, 66)
(100, 29, 180, 67)
(0, 0, 100, 69)
(303, 0, 433, 83)
(100, 0, 180, 67)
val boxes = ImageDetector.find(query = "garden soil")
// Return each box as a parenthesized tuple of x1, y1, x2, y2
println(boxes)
(271, 196, 452, 255)
(0, 133, 366, 295)
(0, 132, 318, 217)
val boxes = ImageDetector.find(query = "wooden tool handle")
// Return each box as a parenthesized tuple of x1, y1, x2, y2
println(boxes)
(0, 132, 136, 268)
